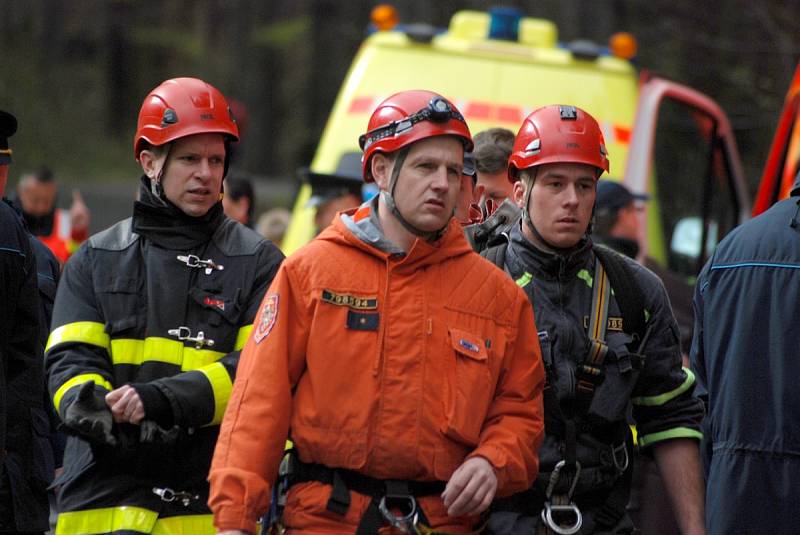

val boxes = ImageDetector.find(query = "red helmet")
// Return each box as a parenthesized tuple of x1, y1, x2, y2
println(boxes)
(359, 90, 473, 182)
(508, 104, 609, 181)
(134, 77, 239, 160)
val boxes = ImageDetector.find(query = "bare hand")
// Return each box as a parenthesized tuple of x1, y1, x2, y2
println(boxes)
(70, 189, 90, 231)
(105, 385, 145, 424)
(441, 456, 497, 517)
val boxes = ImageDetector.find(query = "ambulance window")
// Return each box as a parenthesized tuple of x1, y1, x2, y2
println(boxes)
(652, 100, 740, 278)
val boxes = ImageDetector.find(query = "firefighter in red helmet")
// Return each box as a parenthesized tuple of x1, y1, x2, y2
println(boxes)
(480, 105, 706, 534)
(208, 90, 545, 534)
(45, 77, 284, 533)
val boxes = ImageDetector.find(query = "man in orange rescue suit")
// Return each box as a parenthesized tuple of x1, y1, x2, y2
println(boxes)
(209, 90, 546, 534)
(45, 78, 284, 533)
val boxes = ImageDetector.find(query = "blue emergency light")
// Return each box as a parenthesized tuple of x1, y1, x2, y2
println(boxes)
(488, 7, 522, 41)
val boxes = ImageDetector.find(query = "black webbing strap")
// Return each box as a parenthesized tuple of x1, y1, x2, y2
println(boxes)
(480, 241, 510, 276)
(593, 431, 635, 529)
(291, 461, 445, 534)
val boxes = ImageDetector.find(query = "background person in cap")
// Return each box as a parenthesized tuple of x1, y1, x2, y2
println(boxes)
(44, 78, 284, 533)
(594, 179, 650, 260)
(593, 179, 692, 535)
(0, 110, 51, 534)
(303, 151, 364, 234)
(209, 89, 544, 534)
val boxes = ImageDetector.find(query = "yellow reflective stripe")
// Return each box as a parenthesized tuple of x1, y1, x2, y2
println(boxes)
(110, 338, 224, 371)
(151, 514, 215, 535)
(47, 321, 109, 353)
(235, 324, 253, 350)
(56, 505, 157, 534)
(198, 362, 232, 425)
(638, 427, 703, 448)
(632, 367, 696, 407)
(53, 374, 113, 416)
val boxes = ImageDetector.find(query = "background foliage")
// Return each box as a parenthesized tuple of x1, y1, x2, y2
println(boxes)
(1, 0, 798, 229)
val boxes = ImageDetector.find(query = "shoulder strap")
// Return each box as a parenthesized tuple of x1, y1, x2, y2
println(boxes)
(480, 241, 509, 274)
(592, 244, 647, 341)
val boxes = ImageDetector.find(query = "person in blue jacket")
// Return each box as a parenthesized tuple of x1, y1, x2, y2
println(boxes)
(691, 170, 800, 534)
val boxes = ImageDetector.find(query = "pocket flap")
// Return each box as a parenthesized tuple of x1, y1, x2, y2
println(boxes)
(448, 327, 488, 361)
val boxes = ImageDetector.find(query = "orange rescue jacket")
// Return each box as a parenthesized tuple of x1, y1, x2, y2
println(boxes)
(209, 209, 545, 530)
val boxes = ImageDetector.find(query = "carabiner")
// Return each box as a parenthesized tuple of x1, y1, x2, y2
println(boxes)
(611, 442, 629, 472)
(541, 502, 583, 535)
(545, 460, 581, 500)
(378, 494, 420, 534)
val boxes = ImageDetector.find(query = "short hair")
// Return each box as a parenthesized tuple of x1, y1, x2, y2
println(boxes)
(473, 128, 515, 174)
(26, 165, 55, 183)
(225, 176, 255, 221)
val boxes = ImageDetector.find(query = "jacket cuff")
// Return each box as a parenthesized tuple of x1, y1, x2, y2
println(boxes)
(214, 506, 258, 533)
(131, 383, 174, 427)
(468, 444, 507, 490)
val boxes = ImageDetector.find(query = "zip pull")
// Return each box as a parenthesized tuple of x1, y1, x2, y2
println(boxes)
(168, 326, 215, 349)
(152, 486, 200, 507)
(177, 254, 225, 275)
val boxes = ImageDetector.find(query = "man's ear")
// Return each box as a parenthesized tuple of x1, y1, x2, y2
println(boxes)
(512, 180, 527, 209)
(370, 153, 392, 191)
(139, 150, 161, 181)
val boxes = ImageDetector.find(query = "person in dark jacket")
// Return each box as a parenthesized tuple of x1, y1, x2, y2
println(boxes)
(0, 110, 46, 534)
(690, 171, 800, 534)
(486, 105, 706, 535)
(45, 78, 284, 533)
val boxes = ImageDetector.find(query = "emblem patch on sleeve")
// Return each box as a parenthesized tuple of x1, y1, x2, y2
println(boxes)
(254, 293, 279, 344)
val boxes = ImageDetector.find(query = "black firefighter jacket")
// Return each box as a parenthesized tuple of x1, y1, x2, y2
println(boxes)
(490, 223, 703, 534)
(45, 210, 283, 517)
(0, 200, 41, 529)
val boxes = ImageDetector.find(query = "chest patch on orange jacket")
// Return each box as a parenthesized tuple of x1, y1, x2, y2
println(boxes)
(321, 289, 378, 310)
(254, 293, 279, 344)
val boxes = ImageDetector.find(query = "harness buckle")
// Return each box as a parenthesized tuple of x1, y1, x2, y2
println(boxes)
(152, 486, 199, 507)
(378, 493, 420, 534)
(611, 442, 629, 472)
(177, 254, 225, 275)
(541, 502, 583, 535)
(168, 326, 215, 349)
(541, 460, 583, 535)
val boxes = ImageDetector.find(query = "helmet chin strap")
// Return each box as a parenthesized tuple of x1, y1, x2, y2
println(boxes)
(521, 168, 591, 254)
(381, 146, 451, 242)
(149, 144, 172, 206)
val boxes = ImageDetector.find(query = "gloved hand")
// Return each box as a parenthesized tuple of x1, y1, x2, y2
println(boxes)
(62, 380, 117, 446)
(139, 419, 181, 445)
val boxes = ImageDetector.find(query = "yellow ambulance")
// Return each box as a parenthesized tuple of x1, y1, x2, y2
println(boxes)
(284, 6, 750, 278)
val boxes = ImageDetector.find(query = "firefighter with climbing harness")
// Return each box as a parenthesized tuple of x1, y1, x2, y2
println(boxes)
(45, 77, 284, 533)
(208, 90, 546, 534)
(481, 105, 706, 535)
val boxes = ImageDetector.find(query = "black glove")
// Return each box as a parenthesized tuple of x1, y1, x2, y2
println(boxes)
(62, 380, 117, 446)
(139, 419, 181, 445)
